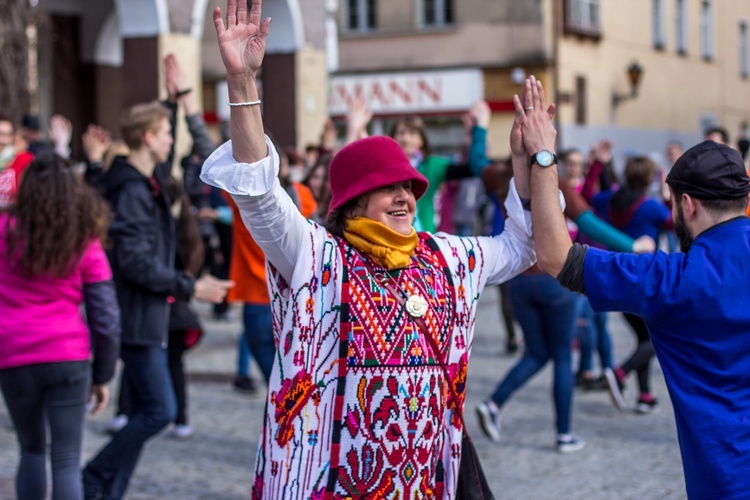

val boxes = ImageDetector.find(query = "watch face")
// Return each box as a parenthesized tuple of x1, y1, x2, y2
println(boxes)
(536, 150, 555, 167)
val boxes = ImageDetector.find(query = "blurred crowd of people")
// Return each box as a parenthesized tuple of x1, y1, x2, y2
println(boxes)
(2, 4, 750, 496)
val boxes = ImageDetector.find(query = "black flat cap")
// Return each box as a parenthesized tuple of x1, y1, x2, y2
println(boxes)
(666, 140, 750, 199)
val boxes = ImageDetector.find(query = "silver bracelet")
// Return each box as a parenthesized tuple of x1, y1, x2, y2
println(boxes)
(228, 100, 262, 107)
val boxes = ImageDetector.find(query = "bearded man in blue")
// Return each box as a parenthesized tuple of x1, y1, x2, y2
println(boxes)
(527, 130, 750, 498)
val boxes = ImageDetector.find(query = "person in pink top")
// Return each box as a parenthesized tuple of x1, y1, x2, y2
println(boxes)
(0, 153, 121, 500)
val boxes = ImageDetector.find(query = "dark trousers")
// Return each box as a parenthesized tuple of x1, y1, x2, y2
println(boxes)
(0, 360, 89, 500)
(167, 330, 188, 425)
(620, 313, 655, 394)
(84, 345, 176, 500)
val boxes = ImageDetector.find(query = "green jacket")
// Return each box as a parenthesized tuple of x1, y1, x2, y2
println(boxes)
(415, 126, 488, 233)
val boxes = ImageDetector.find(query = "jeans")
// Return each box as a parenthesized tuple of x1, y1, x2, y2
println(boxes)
(167, 331, 188, 425)
(490, 274, 578, 434)
(0, 360, 89, 500)
(243, 303, 276, 383)
(576, 298, 613, 373)
(237, 330, 254, 377)
(83, 345, 176, 499)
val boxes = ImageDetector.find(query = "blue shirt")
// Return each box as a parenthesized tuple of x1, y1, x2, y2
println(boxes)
(592, 191, 671, 242)
(583, 217, 750, 499)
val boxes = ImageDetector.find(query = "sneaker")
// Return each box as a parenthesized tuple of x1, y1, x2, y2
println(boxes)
(557, 434, 586, 453)
(603, 368, 627, 410)
(476, 401, 502, 442)
(232, 375, 257, 393)
(635, 395, 660, 414)
(173, 424, 194, 439)
(582, 375, 608, 391)
(105, 414, 128, 434)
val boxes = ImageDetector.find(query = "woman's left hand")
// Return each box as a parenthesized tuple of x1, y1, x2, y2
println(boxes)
(213, 0, 271, 80)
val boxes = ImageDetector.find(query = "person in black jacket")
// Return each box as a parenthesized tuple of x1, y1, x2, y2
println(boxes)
(82, 101, 232, 500)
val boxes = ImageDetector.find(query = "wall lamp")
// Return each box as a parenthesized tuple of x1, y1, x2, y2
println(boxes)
(612, 61, 644, 107)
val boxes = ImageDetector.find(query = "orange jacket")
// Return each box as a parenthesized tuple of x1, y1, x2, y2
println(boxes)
(225, 183, 317, 304)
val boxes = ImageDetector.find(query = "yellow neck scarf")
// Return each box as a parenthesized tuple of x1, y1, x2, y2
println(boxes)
(343, 217, 418, 269)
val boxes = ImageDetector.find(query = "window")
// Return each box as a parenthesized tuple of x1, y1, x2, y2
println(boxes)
(675, 0, 688, 54)
(700, 0, 713, 59)
(741, 22, 749, 78)
(346, 0, 376, 32)
(564, 0, 601, 38)
(652, 0, 666, 49)
(575, 76, 587, 125)
(423, 0, 454, 27)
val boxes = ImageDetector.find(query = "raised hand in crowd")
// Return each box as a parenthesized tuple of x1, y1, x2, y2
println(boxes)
(320, 118, 337, 153)
(164, 53, 190, 103)
(511, 77, 556, 199)
(81, 124, 112, 164)
(470, 99, 491, 129)
(592, 139, 613, 165)
(49, 114, 72, 158)
(213, 0, 271, 164)
(518, 76, 557, 158)
(164, 53, 202, 117)
(345, 98, 372, 144)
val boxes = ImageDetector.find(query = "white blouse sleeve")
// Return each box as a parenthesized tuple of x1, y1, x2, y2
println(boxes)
(200, 135, 316, 283)
(461, 179, 566, 288)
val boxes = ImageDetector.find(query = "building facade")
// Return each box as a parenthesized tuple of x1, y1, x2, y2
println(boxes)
(33, 0, 330, 161)
(334, 0, 750, 164)
(333, 0, 554, 156)
(557, 0, 750, 163)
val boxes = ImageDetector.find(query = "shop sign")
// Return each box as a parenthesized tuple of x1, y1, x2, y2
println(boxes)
(329, 69, 483, 115)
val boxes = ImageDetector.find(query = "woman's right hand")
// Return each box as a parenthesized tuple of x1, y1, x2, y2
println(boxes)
(213, 0, 271, 79)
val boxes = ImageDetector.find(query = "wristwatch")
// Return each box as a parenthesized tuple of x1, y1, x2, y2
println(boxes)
(528, 149, 558, 168)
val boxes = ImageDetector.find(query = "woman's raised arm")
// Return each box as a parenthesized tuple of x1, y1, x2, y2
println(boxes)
(214, 0, 271, 164)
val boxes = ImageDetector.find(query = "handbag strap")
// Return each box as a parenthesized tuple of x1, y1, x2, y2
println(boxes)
(361, 259, 469, 431)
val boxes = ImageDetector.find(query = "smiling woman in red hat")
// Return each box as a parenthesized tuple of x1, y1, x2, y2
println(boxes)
(200, 1, 541, 498)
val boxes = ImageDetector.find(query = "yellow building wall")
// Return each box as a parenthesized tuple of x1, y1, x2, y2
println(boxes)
(557, 0, 750, 141)
(484, 66, 552, 157)
(295, 48, 329, 151)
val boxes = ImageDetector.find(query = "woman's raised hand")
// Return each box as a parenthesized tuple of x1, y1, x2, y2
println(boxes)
(213, 0, 271, 79)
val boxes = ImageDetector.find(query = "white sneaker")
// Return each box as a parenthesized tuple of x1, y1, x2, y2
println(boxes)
(173, 424, 194, 439)
(105, 414, 128, 434)
(476, 401, 502, 442)
(557, 434, 586, 453)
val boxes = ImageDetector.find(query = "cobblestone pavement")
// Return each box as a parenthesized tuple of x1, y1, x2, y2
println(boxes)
(0, 288, 686, 499)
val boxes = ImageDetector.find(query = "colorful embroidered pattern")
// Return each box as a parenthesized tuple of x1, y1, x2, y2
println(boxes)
(256, 224, 532, 499)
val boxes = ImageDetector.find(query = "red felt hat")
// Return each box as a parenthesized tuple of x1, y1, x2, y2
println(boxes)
(328, 135, 429, 215)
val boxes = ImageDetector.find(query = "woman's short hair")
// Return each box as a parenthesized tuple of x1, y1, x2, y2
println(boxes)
(389, 116, 431, 157)
(324, 194, 367, 238)
(624, 156, 657, 192)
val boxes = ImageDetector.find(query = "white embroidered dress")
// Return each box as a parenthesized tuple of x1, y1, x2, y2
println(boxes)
(202, 137, 539, 499)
